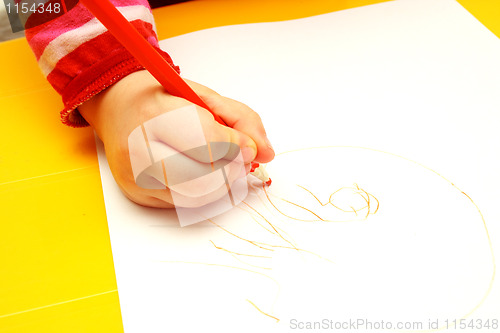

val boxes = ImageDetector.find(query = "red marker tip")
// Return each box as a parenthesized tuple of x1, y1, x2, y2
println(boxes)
(250, 162, 259, 173)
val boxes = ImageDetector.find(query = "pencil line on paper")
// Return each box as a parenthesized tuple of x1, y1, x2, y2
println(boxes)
(455, 190, 497, 321)
(241, 200, 298, 250)
(262, 145, 495, 323)
(246, 299, 279, 322)
(210, 240, 272, 259)
(207, 219, 274, 252)
(0, 289, 118, 319)
(263, 184, 378, 223)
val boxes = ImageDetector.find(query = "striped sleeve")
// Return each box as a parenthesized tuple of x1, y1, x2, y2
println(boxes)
(25, 0, 179, 127)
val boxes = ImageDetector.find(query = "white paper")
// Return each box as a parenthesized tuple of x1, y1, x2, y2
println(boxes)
(97, 0, 500, 331)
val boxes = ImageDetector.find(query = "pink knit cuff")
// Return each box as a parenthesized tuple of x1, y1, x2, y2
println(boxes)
(60, 47, 179, 128)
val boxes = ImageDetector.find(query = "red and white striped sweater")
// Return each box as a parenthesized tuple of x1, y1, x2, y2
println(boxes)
(25, 0, 179, 127)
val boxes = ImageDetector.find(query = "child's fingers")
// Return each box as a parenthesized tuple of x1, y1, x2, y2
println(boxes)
(125, 152, 247, 208)
(148, 103, 258, 164)
(184, 79, 274, 163)
(204, 95, 275, 163)
(198, 108, 259, 164)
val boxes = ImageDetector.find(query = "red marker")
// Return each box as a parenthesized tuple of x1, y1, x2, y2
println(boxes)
(80, 0, 271, 185)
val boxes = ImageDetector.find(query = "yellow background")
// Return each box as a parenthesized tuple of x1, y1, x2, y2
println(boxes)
(1, 0, 498, 332)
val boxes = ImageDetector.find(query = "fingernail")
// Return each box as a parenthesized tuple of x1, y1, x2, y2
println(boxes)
(265, 137, 274, 151)
(241, 147, 256, 163)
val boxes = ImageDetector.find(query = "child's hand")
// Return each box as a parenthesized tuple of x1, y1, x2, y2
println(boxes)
(79, 70, 274, 208)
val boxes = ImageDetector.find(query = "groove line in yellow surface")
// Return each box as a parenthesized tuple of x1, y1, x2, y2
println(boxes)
(0, 289, 118, 319)
(0, 165, 98, 187)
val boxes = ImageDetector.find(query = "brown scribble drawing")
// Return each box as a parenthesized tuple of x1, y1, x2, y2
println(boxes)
(160, 260, 282, 321)
(162, 146, 496, 328)
(263, 182, 379, 222)
(162, 180, 361, 321)
(197, 178, 379, 321)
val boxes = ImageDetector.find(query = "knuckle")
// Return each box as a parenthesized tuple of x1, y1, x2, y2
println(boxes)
(248, 110, 262, 122)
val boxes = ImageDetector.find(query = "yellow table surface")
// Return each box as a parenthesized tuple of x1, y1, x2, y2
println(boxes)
(1, 1, 498, 332)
